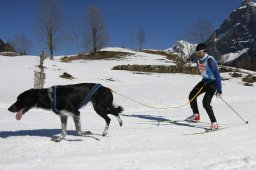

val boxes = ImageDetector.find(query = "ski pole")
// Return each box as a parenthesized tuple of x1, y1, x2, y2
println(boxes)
(220, 97, 248, 124)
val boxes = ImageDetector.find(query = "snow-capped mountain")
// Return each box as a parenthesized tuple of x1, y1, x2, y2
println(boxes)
(165, 40, 196, 60)
(206, 0, 256, 70)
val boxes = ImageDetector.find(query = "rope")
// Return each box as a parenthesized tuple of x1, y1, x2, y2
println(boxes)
(49, 83, 205, 110)
(111, 85, 205, 110)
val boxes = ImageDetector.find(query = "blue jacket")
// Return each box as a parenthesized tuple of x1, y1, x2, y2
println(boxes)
(198, 54, 222, 94)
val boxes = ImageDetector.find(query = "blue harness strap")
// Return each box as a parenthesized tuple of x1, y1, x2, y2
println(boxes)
(53, 86, 59, 113)
(50, 85, 60, 114)
(78, 83, 102, 108)
(50, 84, 102, 113)
(48, 86, 60, 114)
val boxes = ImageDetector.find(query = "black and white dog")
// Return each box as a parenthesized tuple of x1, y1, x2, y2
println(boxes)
(8, 83, 123, 142)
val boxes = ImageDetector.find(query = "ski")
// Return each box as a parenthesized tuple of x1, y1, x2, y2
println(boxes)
(183, 127, 227, 136)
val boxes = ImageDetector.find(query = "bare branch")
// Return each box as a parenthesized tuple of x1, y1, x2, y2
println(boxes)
(9, 35, 33, 55)
(137, 28, 146, 50)
(35, 0, 64, 59)
(183, 18, 214, 43)
(84, 5, 109, 54)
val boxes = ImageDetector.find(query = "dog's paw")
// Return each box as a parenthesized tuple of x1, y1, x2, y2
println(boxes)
(102, 126, 109, 136)
(79, 131, 92, 136)
(102, 132, 108, 136)
(51, 136, 66, 142)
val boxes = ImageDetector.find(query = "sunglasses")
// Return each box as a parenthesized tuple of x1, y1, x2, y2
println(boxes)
(195, 50, 205, 55)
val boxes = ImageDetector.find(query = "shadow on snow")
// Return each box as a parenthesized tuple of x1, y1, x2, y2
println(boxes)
(0, 129, 100, 141)
(121, 113, 208, 130)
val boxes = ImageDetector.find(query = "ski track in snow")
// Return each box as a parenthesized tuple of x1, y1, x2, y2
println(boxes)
(188, 156, 256, 170)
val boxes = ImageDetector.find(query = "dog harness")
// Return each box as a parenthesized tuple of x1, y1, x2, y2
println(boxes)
(48, 84, 102, 114)
(78, 83, 102, 108)
(48, 86, 60, 114)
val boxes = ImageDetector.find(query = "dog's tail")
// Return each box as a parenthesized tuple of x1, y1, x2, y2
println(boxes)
(108, 105, 123, 116)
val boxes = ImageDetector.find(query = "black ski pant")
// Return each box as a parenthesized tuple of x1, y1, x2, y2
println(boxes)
(189, 80, 217, 122)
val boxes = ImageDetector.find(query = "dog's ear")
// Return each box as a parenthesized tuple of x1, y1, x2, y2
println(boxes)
(29, 88, 41, 97)
(25, 88, 40, 100)
(33, 88, 49, 101)
(28, 88, 37, 96)
(36, 89, 46, 97)
(18, 88, 35, 98)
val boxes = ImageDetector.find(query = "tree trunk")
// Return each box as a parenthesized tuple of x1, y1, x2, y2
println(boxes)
(92, 27, 97, 54)
(49, 32, 54, 59)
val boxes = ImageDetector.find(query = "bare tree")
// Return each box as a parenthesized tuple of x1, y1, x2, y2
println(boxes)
(137, 28, 146, 50)
(182, 18, 214, 64)
(71, 22, 82, 54)
(35, 0, 64, 59)
(9, 35, 33, 55)
(128, 32, 135, 50)
(183, 18, 214, 43)
(84, 5, 109, 54)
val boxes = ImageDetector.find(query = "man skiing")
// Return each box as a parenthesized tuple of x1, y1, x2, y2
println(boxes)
(185, 43, 222, 130)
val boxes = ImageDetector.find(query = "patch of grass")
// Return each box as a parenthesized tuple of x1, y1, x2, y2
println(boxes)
(242, 74, 256, 84)
(219, 66, 240, 73)
(0, 51, 19, 56)
(221, 77, 230, 81)
(141, 49, 180, 61)
(243, 83, 253, 86)
(60, 72, 75, 79)
(112, 64, 199, 75)
(61, 51, 132, 61)
(60, 56, 72, 62)
(230, 72, 243, 78)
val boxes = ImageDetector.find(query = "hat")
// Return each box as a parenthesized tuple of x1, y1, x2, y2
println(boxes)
(195, 43, 207, 51)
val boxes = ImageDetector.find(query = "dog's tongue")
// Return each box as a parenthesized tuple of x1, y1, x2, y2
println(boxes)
(16, 109, 24, 120)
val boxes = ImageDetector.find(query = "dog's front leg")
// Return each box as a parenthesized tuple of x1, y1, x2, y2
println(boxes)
(52, 115, 68, 142)
(73, 115, 92, 136)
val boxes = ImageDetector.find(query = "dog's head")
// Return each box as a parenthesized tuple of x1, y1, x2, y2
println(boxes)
(8, 89, 38, 120)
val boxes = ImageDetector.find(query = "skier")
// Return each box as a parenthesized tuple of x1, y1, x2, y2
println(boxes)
(185, 43, 222, 130)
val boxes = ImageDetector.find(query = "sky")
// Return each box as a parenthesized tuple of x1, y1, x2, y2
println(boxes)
(0, 0, 244, 55)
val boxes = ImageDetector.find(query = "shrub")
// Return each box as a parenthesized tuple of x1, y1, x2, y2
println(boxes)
(231, 72, 242, 78)
(244, 83, 253, 86)
(112, 64, 199, 74)
(70, 51, 132, 60)
(141, 49, 180, 61)
(60, 72, 75, 79)
(60, 56, 72, 62)
(242, 74, 256, 84)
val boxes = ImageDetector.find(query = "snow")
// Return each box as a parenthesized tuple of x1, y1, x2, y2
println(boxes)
(101, 47, 137, 54)
(237, 1, 256, 10)
(238, 5, 247, 10)
(219, 48, 249, 64)
(248, 1, 256, 7)
(1, 49, 256, 170)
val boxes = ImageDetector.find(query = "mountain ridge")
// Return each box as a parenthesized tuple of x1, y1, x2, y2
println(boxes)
(206, 0, 256, 70)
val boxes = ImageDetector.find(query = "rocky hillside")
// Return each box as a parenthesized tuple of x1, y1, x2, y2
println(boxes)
(206, 0, 256, 71)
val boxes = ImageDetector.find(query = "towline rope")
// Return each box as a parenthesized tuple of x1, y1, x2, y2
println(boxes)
(111, 85, 205, 110)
